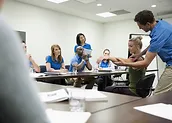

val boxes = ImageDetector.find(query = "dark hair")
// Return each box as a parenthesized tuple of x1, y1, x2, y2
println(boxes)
(103, 49, 110, 54)
(22, 40, 26, 44)
(134, 10, 155, 25)
(76, 33, 86, 46)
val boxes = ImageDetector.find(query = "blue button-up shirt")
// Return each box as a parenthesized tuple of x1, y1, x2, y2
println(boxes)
(148, 20, 172, 66)
(69, 54, 86, 72)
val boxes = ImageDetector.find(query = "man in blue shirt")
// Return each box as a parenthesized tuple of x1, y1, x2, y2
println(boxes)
(69, 46, 93, 87)
(115, 10, 172, 95)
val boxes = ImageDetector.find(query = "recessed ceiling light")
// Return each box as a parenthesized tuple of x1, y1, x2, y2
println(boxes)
(47, 0, 69, 4)
(97, 4, 102, 7)
(96, 12, 117, 18)
(151, 5, 156, 8)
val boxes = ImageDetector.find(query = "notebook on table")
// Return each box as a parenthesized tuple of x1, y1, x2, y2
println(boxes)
(39, 88, 107, 103)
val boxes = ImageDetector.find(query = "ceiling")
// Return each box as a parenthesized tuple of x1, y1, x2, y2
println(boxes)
(12, 0, 172, 23)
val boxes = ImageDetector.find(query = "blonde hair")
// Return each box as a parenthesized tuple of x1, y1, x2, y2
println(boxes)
(129, 36, 143, 49)
(51, 44, 63, 63)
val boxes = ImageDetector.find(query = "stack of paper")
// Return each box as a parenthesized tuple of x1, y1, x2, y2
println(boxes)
(30, 73, 45, 78)
(39, 88, 107, 103)
(67, 88, 107, 101)
(134, 103, 172, 121)
(39, 89, 69, 102)
(46, 109, 91, 123)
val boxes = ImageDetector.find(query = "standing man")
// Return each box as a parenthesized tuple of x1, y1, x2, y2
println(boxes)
(116, 10, 172, 95)
(0, 0, 49, 122)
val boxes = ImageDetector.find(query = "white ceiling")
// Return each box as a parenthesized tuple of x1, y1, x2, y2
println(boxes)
(12, 0, 172, 23)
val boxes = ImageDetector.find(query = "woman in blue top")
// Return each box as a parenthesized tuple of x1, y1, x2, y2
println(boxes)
(46, 44, 67, 73)
(96, 49, 113, 91)
(98, 49, 114, 69)
(46, 44, 67, 85)
(74, 33, 92, 54)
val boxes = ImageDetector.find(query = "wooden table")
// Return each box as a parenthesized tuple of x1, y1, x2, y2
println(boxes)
(37, 82, 140, 113)
(87, 91, 172, 123)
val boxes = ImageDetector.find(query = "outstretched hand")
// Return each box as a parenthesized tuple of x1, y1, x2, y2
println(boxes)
(114, 58, 127, 66)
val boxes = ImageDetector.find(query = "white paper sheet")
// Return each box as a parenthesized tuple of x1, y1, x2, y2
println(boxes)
(30, 73, 45, 78)
(134, 103, 172, 121)
(46, 109, 91, 123)
(39, 89, 69, 102)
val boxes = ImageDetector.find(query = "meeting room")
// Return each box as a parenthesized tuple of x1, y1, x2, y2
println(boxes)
(1, 0, 172, 122)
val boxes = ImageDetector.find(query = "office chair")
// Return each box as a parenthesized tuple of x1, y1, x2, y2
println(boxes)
(135, 73, 155, 98)
(39, 65, 47, 73)
(65, 65, 70, 70)
(112, 73, 155, 98)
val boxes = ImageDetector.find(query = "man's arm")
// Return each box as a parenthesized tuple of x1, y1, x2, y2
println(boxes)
(0, 18, 49, 123)
(85, 60, 92, 70)
(29, 55, 40, 73)
(116, 51, 156, 68)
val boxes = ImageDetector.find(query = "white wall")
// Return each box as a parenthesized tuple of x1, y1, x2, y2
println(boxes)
(2, 0, 104, 65)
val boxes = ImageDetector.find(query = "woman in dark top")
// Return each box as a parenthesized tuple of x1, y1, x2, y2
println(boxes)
(104, 36, 146, 96)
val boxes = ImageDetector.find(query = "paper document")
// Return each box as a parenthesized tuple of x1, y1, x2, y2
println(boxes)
(46, 109, 91, 123)
(83, 48, 92, 56)
(134, 103, 172, 121)
(67, 88, 107, 101)
(39, 89, 69, 102)
(30, 73, 45, 78)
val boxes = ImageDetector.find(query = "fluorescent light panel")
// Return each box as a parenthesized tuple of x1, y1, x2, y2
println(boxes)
(151, 5, 156, 8)
(47, 0, 69, 4)
(96, 12, 117, 18)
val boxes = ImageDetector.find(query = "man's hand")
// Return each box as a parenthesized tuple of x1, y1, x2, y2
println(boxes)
(82, 54, 89, 61)
(27, 54, 32, 61)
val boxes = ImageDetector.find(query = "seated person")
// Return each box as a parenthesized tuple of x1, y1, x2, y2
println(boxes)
(104, 36, 146, 96)
(22, 41, 40, 73)
(46, 44, 67, 85)
(96, 49, 114, 91)
(69, 46, 94, 88)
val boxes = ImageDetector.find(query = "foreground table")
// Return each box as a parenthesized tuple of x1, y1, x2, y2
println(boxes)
(37, 82, 140, 113)
(87, 91, 172, 123)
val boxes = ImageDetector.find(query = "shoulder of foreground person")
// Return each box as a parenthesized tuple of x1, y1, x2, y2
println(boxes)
(0, 17, 50, 123)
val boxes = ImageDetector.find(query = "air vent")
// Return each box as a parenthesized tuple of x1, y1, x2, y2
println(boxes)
(111, 9, 130, 15)
(75, 0, 96, 4)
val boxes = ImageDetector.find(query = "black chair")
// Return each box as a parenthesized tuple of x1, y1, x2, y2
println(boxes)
(112, 73, 155, 98)
(39, 65, 47, 73)
(135, 73, 155, 98)
(65, 65, 70, 70)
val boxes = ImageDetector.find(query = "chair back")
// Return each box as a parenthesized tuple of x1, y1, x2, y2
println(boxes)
(39, 65, 47, 73)
(136, 73, 155, 98)
(65, 65, 70, 70)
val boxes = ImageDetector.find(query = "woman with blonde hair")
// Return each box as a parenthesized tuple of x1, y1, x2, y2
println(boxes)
(105, 36, 146, 96)
(46, 44, 67, 72)
(46, 44, 67, 85)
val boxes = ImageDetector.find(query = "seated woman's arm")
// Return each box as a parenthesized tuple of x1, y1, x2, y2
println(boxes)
(46, 62, 58, 72)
